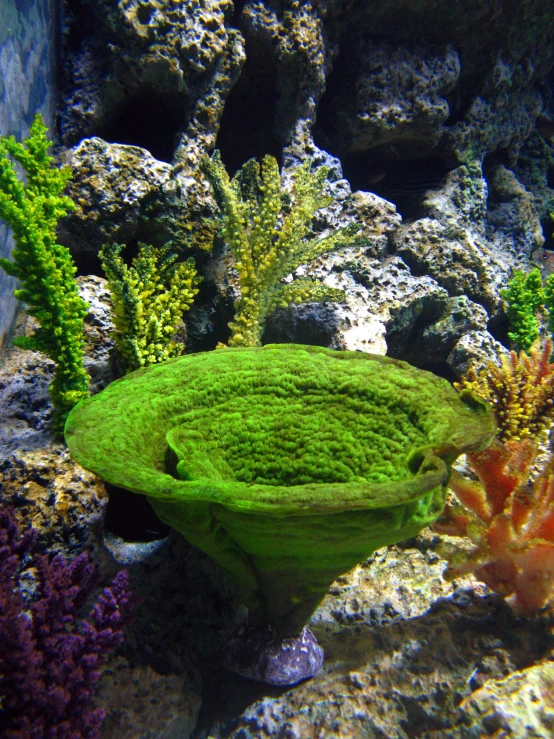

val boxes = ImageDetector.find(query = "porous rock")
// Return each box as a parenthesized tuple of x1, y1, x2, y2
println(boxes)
(452, 662, 554, 739)
(0, 442, 108, 560)
(98, 657, 202, 739)
(447, 329, 509, 379)
(0, 276, 113, 559)
(396, 163, 544, 318)
(78, 275, 114, 394)
(214, 538, 551, 739)
(61, 0, 245, 175)
(323, 41, 460, 158)
(60, 139, 191, 259)
(0, 276, 114, 455)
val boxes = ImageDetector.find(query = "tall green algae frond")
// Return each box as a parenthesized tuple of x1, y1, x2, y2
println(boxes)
(66, 344, 495, 635)
(99, 242, 201, 374)
(0, 114, 89, 427)
(200, 151, 366, 347)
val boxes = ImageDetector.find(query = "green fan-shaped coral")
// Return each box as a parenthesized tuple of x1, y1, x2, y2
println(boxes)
(200, 151, 366, 347)
(99, 242, 201, 374)
(65, 344, 495, 635)
(0, 114, 89, 427)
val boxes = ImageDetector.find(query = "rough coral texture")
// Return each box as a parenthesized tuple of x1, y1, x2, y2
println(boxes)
(65, 344, 494, 635)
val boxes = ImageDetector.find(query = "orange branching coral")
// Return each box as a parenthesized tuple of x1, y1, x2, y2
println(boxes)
(435, 438, 554, 614)
(455, 338, 554, 442)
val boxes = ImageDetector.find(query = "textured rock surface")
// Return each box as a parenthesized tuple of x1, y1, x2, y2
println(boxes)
(0, 276, 113, 558)
(60, 139, 192, 258)
(0, 276, 114, 454)
(209, 539, 552, 739)
(56, 0, 554, 366)
(98, 657, 202, 739)
(61, 0, 245, 174)
(0, 442, 108, 560)
(316, 0, 554, 164)
(323, 41, 460, 157)
(447, 330, 509, 378)
(395, 163, 544, 319)
(453, 662, 554, 739)
(98, 657, 200, 739)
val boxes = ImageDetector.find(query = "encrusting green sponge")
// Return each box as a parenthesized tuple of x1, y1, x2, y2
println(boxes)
(65, 344, 495, 636)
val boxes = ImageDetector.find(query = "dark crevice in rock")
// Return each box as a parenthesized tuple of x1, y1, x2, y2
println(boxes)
(192, 666, 284, 739)
(541, 217, 554, 250)
(63, 0, 98, 54)
(215, 45, 281, 176)
(547, 163, 554, 189)
(104, 484, 170, 543)
(313, 40, 359, 156)
(340, 152, 452, 220)
(229, 0, 248, 30)
(98, 91, 185, 163)
(262, 303, 342, 348)
(487, 317, 511, 351)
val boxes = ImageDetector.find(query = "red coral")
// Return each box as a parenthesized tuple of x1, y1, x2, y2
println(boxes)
(435, 438, 554, 614)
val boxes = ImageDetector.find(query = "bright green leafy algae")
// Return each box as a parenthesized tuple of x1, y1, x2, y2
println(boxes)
(200, 151, 366, 347)
(65, 344, 495, 635)
(0, 115, 89, 427)
(99, 241, 201, 374)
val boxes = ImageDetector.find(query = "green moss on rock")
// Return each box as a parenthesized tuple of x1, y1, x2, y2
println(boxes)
(65, 344, 495, 635)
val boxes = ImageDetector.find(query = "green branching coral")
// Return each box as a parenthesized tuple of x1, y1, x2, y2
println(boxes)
(502, 268, 544, 352)
(200, 151, 366, 347)
(65, 344, 495, 635)
(99, 242, 201, 374)
(0, 114, 89, 427)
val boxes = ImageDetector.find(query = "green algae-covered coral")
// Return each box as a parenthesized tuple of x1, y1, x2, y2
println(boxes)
(65, 344, 495, 636)
(502, 268, 544, 352)
(0, 114, 89, 427)
(99, 242, 201, 374)
(200, 151, 365, 347)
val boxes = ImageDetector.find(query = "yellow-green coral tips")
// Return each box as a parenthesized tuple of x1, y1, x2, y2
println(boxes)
(65, 344, 495, 635)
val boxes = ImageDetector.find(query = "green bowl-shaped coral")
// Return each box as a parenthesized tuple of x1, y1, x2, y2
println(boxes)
(65, 344, 495, 635)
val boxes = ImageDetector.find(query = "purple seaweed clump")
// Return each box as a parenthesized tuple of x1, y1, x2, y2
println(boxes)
(0, 507, 135, 738)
